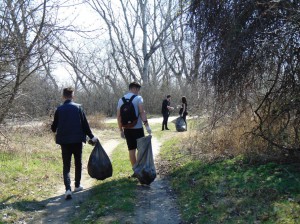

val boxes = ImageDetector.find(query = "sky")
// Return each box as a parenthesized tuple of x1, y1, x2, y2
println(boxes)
(52, 1, 102, 84)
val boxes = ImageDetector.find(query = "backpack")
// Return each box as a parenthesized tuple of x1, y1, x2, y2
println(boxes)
(120, 95, 138, 128)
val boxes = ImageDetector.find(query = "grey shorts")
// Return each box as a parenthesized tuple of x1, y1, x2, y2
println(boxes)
(124, 128, 145, 150)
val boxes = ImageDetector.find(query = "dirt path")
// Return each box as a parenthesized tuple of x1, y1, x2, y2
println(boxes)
(132, 137, 182, 224)
(31, 117, 182, 223)
(104, 116, 179, 125)
(107, 116, 182, 223)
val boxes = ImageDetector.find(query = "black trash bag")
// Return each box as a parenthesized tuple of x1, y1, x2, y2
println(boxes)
(87, 140, 113, 180)
(175, 117, 186, 132)
(133, 135, 156, 185)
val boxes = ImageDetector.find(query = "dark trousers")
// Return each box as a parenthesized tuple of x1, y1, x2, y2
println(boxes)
(162, 112, 169, 129)
(182, 114, 187, 129)
(61, 143, 83, 191)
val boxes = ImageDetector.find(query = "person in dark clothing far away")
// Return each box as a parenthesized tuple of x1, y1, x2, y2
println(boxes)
(51, 87, 98, 200)
(180, 96, 188, 129)
(161, 95, 174, 130)
(117, 81, 151, 174)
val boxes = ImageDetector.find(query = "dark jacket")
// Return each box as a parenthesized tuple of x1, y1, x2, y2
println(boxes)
(161, 99, 170, 114)
(51, 100, 94, 145)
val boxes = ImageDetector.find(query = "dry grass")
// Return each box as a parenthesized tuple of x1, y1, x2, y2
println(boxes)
(87, 113, 107, 129)
(187, 115, 248, 159)
(186, 113, 294, 163)
(0, 113, 107, 154)
(0, 121, 62, 223)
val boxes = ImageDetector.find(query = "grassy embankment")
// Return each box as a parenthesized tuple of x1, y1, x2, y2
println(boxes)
(159, 119, 300, 223)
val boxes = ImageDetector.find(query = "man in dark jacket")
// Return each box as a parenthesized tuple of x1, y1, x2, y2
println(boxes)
(161, 95, 174, 130)
(51, 87, 97, 200)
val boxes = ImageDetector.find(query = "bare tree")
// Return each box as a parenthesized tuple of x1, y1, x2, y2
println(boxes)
(159, 2, 204, 91)
(86, 0, 180, 86)
(188, 0, 300, 153)
(0, 0, 59, 123)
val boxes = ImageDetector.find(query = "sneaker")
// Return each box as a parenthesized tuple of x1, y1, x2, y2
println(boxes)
(65, 190, 72, 200)
(74, 186, 83, 192)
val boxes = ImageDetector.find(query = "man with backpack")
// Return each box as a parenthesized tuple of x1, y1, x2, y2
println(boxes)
(117, 82, 152, 170)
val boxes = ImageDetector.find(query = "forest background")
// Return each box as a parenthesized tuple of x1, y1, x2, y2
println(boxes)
(0, 0, 299, 161)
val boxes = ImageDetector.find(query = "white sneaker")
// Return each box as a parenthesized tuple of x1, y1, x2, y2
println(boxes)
(65, 190, 72, 200)
(74, 186, 83, 192)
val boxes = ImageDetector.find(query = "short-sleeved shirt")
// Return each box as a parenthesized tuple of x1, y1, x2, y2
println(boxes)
(117, 92, 143, 129)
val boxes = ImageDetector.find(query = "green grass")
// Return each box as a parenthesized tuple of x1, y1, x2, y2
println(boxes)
(0, 132, 63, 223)
(71, 143, 138, 223)
(0, 128, 99, 223)
(160, 138, 300, 223)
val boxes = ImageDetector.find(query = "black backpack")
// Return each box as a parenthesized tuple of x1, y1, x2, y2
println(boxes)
(120, 95, 138, 128)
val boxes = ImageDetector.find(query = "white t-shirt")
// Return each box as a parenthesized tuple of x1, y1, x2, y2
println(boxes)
(117, 92, 143, 129)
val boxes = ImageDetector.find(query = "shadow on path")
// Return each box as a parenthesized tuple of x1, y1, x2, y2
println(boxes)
(30, 187, 94, 224)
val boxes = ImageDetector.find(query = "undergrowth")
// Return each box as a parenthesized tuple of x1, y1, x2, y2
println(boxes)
(159, 132, 300, 223)
(189, 114, 300, 163)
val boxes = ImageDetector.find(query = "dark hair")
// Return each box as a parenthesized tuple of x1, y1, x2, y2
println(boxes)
(63, 87, 74, 98)
(167, 95, 171, 98)
(129, 81, 141, 89)
(182, 96, 187, 104)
